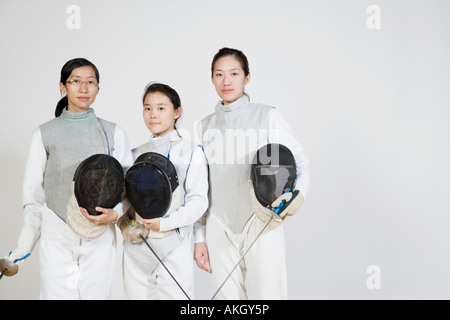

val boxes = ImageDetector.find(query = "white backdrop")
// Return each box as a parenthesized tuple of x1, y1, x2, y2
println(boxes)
(1, 0, 449, 300)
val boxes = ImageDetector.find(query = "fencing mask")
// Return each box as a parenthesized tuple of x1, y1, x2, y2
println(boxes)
(249, 143, 303, 229)
(66, 154, 125, 240)
(125, 152, 179, 220)
(250, 143, 297, 208)
(73, 154, 125, 215)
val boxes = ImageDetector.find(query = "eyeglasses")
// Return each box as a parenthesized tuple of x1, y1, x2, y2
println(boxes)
(66, 79, 98, 88)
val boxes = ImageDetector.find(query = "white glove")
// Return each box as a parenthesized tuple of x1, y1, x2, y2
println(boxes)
(5, 223, 40, 272)
(271, 189, 304, 224)
(4, 249, 29, 270)
(249, 180, 304, 229)
(118, 209, 149, 243)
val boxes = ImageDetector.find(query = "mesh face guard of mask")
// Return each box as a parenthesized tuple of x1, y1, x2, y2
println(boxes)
(73, 154, 125, 216)
(250, 143, 297, 208)
(125, 152, 179, 219)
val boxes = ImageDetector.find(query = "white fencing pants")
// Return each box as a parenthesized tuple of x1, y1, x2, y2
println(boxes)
(39, 206, 117, 300)
(206, 214, 287, 300)
(122, 231, 194, 300)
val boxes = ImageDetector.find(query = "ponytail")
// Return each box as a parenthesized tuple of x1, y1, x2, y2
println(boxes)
(55, 96, 68, 117)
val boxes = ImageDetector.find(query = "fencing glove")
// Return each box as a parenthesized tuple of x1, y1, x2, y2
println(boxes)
(4, 223, 40, 274)
(118, 208, 149, 243)
(249, 180, 304, 229)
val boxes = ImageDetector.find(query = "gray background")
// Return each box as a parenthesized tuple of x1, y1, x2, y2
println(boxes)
(1, 0, 449, 299)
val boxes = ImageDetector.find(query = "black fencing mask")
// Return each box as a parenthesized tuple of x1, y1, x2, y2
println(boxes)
(73, 154, 125, 216)
(125, 152, 179, 219)
(250, 144, 297, 207)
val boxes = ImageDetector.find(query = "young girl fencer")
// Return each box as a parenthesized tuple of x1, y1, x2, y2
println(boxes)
(4, 58, 133, 299)
(119, 82, 208, 300)
(194, 47, 311, 299)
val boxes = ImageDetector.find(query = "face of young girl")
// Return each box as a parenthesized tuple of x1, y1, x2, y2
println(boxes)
(143, 92, 181, 137)
(211, 55, 250, 105)
(60, 66, 99, 112)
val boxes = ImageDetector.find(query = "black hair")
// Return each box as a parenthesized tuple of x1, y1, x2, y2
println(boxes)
(142, 82, 182, 133)
(211, 47, 250, 100)
(55, 58, 100, 117)
(211, 47, 250, 77)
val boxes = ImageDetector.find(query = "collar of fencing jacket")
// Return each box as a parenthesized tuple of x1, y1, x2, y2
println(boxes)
(216, 94, 249, 113)
(60, 107, 96, 120)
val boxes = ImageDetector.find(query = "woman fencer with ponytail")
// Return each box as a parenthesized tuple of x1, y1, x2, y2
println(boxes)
(4, 57, 133, 299)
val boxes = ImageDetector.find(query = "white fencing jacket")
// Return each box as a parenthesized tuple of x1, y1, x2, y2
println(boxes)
(196, 95, 311, 237)
(131, 130, 209, 241)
